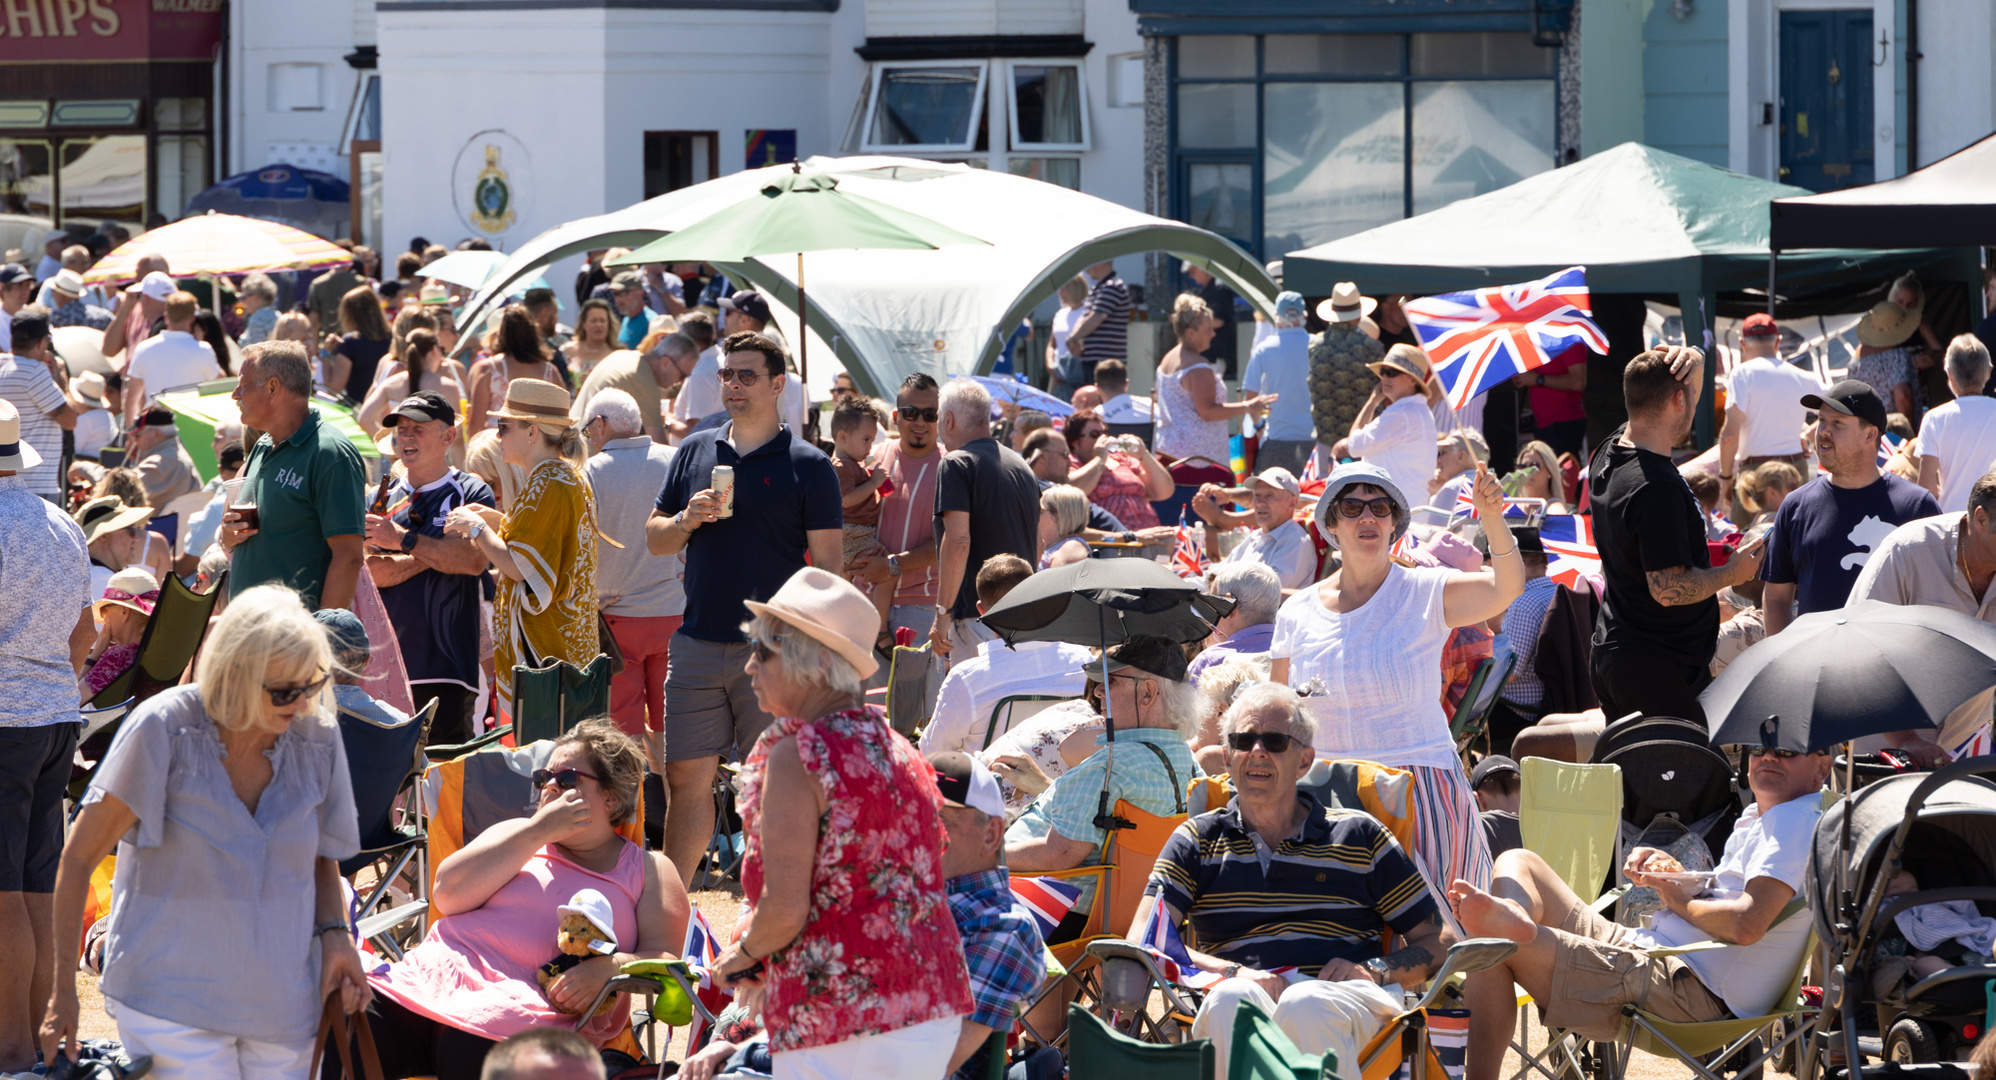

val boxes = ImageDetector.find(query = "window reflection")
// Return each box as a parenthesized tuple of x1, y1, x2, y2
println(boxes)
(1262, 83, 1405, 253)
(0, 139, 51, 217)
(1411, 81, 1556, 214)
(60, 135, 146, 222)
(870, 66, 984, 148)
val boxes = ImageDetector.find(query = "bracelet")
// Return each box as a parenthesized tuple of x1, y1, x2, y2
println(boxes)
(313, 919, 348, 941)
(1488, 543, 1519, 558)
(740, 940, 761, 962)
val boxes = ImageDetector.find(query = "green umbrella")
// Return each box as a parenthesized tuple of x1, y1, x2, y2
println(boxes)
(606, 165, 988, 380)
(159, 379, 382, 483)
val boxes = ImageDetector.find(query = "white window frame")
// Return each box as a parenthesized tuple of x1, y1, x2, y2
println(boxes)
(859, 60, 990, 155)
(1003, 59, 1092, 152)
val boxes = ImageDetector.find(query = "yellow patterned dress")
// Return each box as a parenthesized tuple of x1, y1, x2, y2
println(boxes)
(493, 457, 599, 721)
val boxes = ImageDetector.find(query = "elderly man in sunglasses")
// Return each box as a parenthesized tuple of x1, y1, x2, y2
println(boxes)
(1133, 681, 1450, 1077)
(1450, 741, 1831, 1080)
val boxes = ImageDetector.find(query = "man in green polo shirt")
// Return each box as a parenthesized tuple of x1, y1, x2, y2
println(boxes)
(219, 340, 365, 610)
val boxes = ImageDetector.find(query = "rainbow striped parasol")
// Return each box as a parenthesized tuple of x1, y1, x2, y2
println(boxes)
(82, 211, 351, 286)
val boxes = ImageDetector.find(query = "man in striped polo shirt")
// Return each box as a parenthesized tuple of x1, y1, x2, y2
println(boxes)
(1138, 681, 1450, 1075)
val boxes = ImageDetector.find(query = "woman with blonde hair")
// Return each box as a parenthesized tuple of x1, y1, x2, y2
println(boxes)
(358, 328, 470, 437)
(1037, 483, 1092, 569)
(1154, 292, 1273, 465)
(1735, 459, 1802, 527)
(42, 585, 367, 1079)
(1512, 438, 1571, 514)
(445, 379, 597, 721)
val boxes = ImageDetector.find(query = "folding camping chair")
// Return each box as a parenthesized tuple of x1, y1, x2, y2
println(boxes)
(1068, 1004, 1215, 1080)
(1229, 1000, 1339, 1080)
(984, 694, 1078, 751)
(1356, 939, 1521, 1080)
(1451, 652, 1517, 758)
(339, 697, 438, 936)
(427, 653, 612, 759)
(85, 567, 221, 710)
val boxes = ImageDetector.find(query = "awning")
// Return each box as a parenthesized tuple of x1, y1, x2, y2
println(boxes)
(1771, 132, 1996, 250)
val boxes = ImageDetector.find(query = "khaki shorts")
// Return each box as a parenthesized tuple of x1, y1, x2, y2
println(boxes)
(1537, 899, 1732, 1040)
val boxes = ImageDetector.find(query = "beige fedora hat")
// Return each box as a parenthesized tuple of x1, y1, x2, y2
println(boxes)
(1369, 343, 1439, 401)
(743, 566, 883, 679)
(1855, 300, 1920, 349)
(1315, 282, 1378, 324)
(488, 378, 575, 430)
(73, 495, 152, 545)
(0, 399, 41, 472)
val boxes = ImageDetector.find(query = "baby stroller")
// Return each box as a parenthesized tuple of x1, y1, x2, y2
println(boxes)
(1807, 756, 1996, 1075)
(1590, 714, 1741, 918)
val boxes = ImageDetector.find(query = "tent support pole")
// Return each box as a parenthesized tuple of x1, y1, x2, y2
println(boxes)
(796, 251, 807, 384)
(1767, 248, 1778, 317)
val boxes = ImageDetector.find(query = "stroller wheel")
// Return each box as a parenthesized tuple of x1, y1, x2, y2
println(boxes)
(1885, 1018, 1942, 1064)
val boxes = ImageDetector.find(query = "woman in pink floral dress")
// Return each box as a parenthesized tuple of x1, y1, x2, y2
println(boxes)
(711, 567, 974, 1076)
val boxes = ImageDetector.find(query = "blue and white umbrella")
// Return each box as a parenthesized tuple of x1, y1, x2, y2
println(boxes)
(969, 375, 1073, 418)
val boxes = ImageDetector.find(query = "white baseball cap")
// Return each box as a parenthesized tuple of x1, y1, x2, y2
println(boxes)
(139, 271, 176, 300)
(928, 751, 1006, 818)
(556, 888, 619, 954)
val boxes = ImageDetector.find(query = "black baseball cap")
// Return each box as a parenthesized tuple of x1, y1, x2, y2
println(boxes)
(0, 263, 29, 285)
(1097, 634, 1189, 684)
(719, 290, 773, 325)
(382, 391, 458, 427)
(1470, 755, 1520, 789)
(1802, 379, 1890, 433)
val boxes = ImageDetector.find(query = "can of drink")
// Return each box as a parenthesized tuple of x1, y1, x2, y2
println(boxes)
(712, 464, 735, 518)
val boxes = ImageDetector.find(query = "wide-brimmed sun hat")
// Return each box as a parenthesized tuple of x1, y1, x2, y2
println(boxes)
(1368, 343, 1439, 402)
(1314, 461, 1411, 545)
(743, 566, 882, 679)
(94, 566, 160, 620)
(1315, 281, 1378, 324)
(0, 399, 42, 472)
(1855, 300, 1920, 349)
(488, 378, 575, 430)
(74, 495, 153, 545)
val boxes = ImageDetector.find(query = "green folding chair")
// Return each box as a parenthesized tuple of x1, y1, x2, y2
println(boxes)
(1228, 1000, 1338, 1080)
(1450, 651, 1516, 755)
(1068, 1004, 1215, 1080)
(427, 653, 612, 759)
(87, 568, 222, 710)
(1518, 756, 1623, 906)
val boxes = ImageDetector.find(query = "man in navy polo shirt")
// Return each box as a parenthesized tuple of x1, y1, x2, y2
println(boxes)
(363, 391, 496, 746)
(647, 330, 842, 887)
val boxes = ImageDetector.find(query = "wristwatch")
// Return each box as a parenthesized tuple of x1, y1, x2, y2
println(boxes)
(1222, 963, 1241, 980)
(468, 518, 485, 540)
(887, 554, 903, 578)
(400, 525, 420, 552)
(1365, 957, 1393, 984)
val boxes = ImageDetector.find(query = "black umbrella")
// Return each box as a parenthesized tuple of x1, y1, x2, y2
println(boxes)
(1703, 599, 1996, 753)
(978, 557, 1234, 834)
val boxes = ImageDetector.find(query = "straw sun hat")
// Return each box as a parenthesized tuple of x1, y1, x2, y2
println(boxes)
(1315, 281, 1378, 325)
(94, 566, 160, 620)
(1855, 300, 1921, 349)
(74, 496, 153, 545)
(1368, 343, 1440, 402)
(0, 399, 41, 472)
(743, 566, 884, 679)
(488, 378, 576, 432)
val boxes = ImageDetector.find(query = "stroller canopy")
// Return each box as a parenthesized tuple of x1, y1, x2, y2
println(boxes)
(1806, 772, 1996, 947)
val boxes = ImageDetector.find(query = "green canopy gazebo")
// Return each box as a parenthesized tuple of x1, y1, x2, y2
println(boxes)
(1282, 143, 1975, 441)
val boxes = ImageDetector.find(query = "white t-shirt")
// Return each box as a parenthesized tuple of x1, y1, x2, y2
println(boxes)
(1050, 305, 1083, 360)
(1632, 793, 1822, 1019)
(1270, 564, 1456, 770)
(671, 349, 723, 441)
(1220, 518, 1317, 589)
(73, 407, 117, 460)
(126, 330, 220, 401)
(1918, 395, 1996, 513)
(1728, 357, 1823, 458)
(1347, 395, 1438, 513)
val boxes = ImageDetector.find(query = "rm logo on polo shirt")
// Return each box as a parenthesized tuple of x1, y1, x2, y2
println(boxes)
(274, 467, 306, 490)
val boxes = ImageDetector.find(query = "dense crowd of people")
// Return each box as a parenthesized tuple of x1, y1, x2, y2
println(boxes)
(3, 234, 1995, 1080)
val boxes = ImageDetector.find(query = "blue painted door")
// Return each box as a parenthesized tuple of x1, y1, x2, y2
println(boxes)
(1779, 10, 1875, 191)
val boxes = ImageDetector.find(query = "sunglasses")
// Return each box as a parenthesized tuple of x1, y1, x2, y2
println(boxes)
(751, 633, 785, 663)
(897, 406, 940, 422)
(1334, 497, 1396, 520)
(1743, 746, 1804, 759)
(717, 367, 766, 386)
(265, 672, 330, 706)
(531, 767, 605, 791)
(1226, 730, 1297, 753)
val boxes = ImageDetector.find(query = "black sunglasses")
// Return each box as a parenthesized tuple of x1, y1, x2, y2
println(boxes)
(1335, 497, 1396, 520)
(751, 633, 785, 663)
(532, 767, 605, 791)
(718, 367, 766, 386)
(897, 406, 940, 422)
(265, 672, 331, 706)
(1743, 746, 1804, 759)
(1226, 731, 1297, 754)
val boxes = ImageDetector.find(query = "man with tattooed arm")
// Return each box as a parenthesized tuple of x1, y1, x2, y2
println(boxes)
(1586, 346, 1766, 726)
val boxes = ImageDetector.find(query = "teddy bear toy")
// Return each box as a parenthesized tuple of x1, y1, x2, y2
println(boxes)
(537, 888, 619, 1017)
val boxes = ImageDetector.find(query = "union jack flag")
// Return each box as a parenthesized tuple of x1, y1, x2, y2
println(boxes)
(1137, 901, 1225, 989)
(1299, 446, 1323, 484)
(680, 906, 732, 1047)
(1815, 432, 1903, 474)
(1540, 514, 1601, 588)
(1172, 508, 1209, 579)
(1405, 266, 1610, 411)
(1453, 485, 1534, 521)
(1011, 875, 1086, 939)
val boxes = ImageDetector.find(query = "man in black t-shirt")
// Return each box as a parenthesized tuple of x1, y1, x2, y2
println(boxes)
(929, 378, 1041, 662)
(1588, 347, 1766, 725)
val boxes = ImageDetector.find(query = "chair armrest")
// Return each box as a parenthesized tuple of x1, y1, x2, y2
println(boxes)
(355, 901, 426, 942)
(1590, 885, 1629, 915)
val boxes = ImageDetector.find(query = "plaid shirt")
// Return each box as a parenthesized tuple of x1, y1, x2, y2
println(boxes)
(1498, 575, 1559, 711)
(1005, 727, 1199, 860)
(1440, 623, 1493, 716)
(1309, 324, 1383, 446)
(947, 867, 1046, 1030)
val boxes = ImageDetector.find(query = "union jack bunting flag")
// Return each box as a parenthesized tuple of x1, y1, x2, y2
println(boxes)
(680, 906, 732, 1046)
(1540, 514, 1601, 588)
(1172, 508, 1209, 579)
(1299, 446, 1323, 484)
(1137, 900, 1224, 989)
(1405, 266, 1610, 411)
(1010, 875, 1086, 939)
(1453, 486, 1534, 521)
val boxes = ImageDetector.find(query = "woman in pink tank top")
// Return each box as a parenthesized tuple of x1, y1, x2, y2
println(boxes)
(346, 722, 690, 1080)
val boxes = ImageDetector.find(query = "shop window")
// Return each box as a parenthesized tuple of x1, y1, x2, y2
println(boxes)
(59, 135, 146, 223)
(1007, 158, 1080, 190)
(0, 139, 51, 217)
(1185, 162, 1252, 246)
(0, 102, 48, 128)
(1410, 32, 1556, 77)
(268, 64, 325, 113)
(1178, 36, 1254, 79)
(862, 62, 988, 152)
(157, 98, 208, 131)
(644, 132, 716, 199)
(157, 135, 209, 219)
(1264, 35, 1400, 76)
(1410, 80, 1555, 214)
(1262, 82, 1405, 253)
(51, 101, 139, 128)
(1176, 84, 1254, 148)
(1008, 62, 1088, 150)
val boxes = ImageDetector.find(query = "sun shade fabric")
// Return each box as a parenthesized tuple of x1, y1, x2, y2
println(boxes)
(1771, 132, 1996, 249)
(83, 211, 351, 286)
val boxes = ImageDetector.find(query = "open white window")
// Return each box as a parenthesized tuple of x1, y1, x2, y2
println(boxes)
(1005, 60, 1090, 151)
(859, 61, 989, 154)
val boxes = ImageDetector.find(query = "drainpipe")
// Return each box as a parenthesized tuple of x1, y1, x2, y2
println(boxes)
(1905, 0, 1919, 169)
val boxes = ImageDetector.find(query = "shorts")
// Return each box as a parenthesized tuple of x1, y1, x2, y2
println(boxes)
(1538, 892, 1732, 1040)
(0, 722, 80, 892)
(663, 631, 774, 763)
(604, 613, 681, 735)
(841, 523, 885, 566)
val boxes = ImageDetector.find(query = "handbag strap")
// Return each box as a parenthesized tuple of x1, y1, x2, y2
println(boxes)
(313, 994, 385, 1080)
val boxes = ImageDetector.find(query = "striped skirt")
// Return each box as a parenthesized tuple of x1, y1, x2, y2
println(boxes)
(1401, 762, 1492, 930)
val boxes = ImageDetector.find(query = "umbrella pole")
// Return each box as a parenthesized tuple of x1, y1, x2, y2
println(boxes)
(795, 251, 807, 384)
(1093, 605, 1121, 837)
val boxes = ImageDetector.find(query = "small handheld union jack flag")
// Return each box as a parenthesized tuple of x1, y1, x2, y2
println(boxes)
(679, 905, 733, 1046)
(1405, 266, 1610, 411)
(1011, 875, 1085, 938)
(1540, 514, 1601, 588)
(1172, 508, 1209, 579)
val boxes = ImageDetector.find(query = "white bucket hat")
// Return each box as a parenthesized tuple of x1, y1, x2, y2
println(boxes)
(0, 399, 42, 471)
(556, 888, 619, 954)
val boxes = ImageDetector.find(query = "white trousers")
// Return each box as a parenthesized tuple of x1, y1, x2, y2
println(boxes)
(772, 1015, 960, 1080)
(110, 998, 316, 1080)
(1190, 977, 1402, 1079)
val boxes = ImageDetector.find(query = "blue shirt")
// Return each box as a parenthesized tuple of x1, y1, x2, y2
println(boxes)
(1187, 623, 1275, 684)
(1760, 472, 1939, 617)
(618, 312, 648, 349)
(1006, 727, 1199, 857)
(1242, 326, 1315, 442)
(654, 422, 842, 642)
(377, 469, 496, 687)
(947, 867, 1045, 1031)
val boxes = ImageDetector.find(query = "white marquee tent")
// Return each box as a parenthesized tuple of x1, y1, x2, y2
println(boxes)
(456, 155, 1278, 398)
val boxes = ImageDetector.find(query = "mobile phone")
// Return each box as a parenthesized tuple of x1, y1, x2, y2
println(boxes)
(725, 959, 766, 984)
